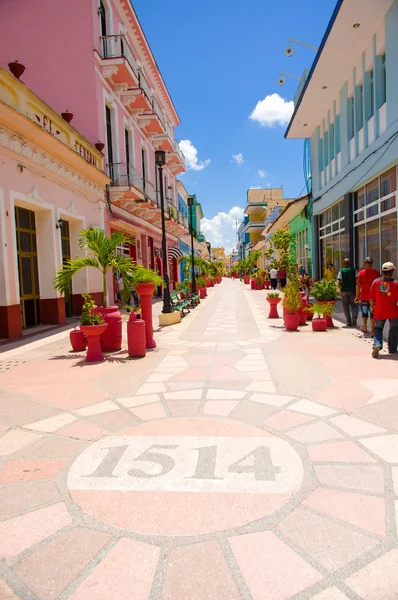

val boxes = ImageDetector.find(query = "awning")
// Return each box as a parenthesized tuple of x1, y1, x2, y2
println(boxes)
(266, 196, 309, 236)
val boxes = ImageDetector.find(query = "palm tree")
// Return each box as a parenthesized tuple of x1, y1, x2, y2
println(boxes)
(178, 255, 209, 276)
(54, 228, 136, 307)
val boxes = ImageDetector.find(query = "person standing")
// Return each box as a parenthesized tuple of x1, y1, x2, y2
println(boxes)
(355, 257, 380, 336)
(270, 266, 278, 290)
(337, 258, 358, 327)
(324, 263, 337, 282)
(278, 268, 287, 289)
(369, 262, 398, 358)
(115, 274, 124, 303)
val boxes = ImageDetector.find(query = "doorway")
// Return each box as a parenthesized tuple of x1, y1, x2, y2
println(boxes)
(60, 219, 72, 317)
(15, 206, 40, 329)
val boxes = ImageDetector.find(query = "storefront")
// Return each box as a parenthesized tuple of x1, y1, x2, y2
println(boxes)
(317, 199, 349, 277)
(288, 211, 312, 276)
(0, 67, 108, 340)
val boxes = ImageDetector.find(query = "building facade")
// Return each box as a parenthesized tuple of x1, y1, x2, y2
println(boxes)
(286, 0, 398, 278)
(0, 67, 109, 340)
(244, 188, 290, 254)
(0, 0, 188, 299)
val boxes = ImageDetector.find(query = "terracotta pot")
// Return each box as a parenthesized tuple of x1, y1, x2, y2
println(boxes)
(80, 323, 108, 362)
(318, 300, 335, 327)
(264, 280, 271, 290)
(284, 312, 300, 331)
(70, 329, 87, 352)
(136, 282, 156, 348)
(95, 142, 105, 152)
(266, 297, 281, 318)
(61, 111, 74, 123)
(8, 61, 25, 79)
(93, 306, 122, 351)
(312, 318, 327, 332)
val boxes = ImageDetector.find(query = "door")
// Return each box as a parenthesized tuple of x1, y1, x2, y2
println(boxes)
(125, 129, 130, 184)
(60, 220, 72, 318)
(15, 207, 40, 329)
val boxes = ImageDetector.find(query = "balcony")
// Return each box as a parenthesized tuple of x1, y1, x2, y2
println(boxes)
(245, 220, 265, 234)
(137, 96, 166, 136)
(166, 139, 186, 174)
(120, 70, 152, 112)
(108, 163, 144, 204)
(244, 202, 267, 215)
(99, 35, 139, 88)
(153, 121, 175, 152)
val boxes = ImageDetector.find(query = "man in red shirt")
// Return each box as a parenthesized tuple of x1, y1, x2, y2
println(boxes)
(355, 257, 380, 336)
(369, 262, 398, 358)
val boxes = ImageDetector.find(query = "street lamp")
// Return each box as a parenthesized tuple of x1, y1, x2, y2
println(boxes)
(155, 150, 173, 314)
(187, 196, 197, 294)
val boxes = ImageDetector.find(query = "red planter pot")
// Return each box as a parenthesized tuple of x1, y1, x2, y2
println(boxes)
(298, 296, 308, 326)
(199, 287, 206, 299)
(70, 329, 87, 352)
(136, 282, 156, 349)
(318, 300, 335, 327)
(312, 318, 328, 331)
(264, 280, 271, 290)
(80, 323, 108, 362)
(306, 304, 314, 321)
(266, 297, 281, 318)
(244, 276, 250, 284)
(93, 306, 122, 351)
(250, 278, 256, 289)
(284, 312, 300, 331)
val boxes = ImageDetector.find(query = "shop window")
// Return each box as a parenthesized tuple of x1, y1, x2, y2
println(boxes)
(366, 178, 379, 205)
(355, 224, 366, 268)
(381, 212, 397, 267)
(380, 167, 396, 197)
(366, 219, 381, 271)
(354, 186, 365, 210)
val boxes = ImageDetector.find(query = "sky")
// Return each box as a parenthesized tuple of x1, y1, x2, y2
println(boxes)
(133, 0, 337, 251)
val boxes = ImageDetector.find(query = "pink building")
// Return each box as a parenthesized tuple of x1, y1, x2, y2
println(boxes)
(0, 66, 109, 340)
(0, 0, 187, 302)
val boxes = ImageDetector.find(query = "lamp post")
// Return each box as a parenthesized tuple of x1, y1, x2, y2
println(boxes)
(187, 196, 197, 294)
(155, 150, 173, 314)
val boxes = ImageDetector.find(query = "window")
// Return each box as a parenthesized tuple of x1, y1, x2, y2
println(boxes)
(105, 105, 113, 166)
(348, 97, 354, 140)
(335, 115, 341, 154)
(381, 53, 386, 105)
(357, 84, 363, 130)
(354, 186, 365, 210)
(330, 124, 335, 160)
(369, 69, 374, 118)
(324, 131, 329, 165)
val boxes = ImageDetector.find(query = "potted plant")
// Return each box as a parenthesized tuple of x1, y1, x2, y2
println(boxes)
(310, 303, 334, 332)
(266, 292, 281, 318)
(79, 294, 108, 362)
(311, 279, 338, 327)
(196, 276, 207, 299)
(132, 266, 164, 349)
(54, 228, 135, 352)
(282, 283, 301, 331)
(264, 271, 271, 290)
(175, 280, 190, 298)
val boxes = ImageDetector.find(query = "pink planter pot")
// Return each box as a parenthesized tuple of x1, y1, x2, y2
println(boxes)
(199, 287, 206, 299)
(266, 297, 281, 318)
(318, 300, 335, 327)
(80, 324, 108, 362)
(312, 318, 327, 331)
(250, 279, 256, 289)
(136, 282, 156, 349)
(70, 329, 87, 352)
(93, 306, 122, 351)
(264, 280, 271, 290)
(284, 312, 300, 331)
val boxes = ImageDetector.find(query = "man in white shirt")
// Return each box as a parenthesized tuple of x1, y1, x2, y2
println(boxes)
(270, 267, 278, 290)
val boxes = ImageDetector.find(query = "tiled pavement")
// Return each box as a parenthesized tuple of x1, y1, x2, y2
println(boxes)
(0, 279, 398, 599)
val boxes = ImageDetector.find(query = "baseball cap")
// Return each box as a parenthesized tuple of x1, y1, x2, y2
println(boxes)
(364, 257, 373, 263)
(382, 262, 395, 271)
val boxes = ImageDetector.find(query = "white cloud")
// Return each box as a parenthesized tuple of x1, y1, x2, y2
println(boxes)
(258, 169, 266, 178)
(249, 185, 262, 189)
(201, 206, 244, 253)
(249, 93, 294, 127)
(179, 140, 211, 171)
(232, 153, 244, 166)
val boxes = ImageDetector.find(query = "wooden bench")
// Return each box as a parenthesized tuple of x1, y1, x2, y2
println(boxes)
(170, 292, 190, 317)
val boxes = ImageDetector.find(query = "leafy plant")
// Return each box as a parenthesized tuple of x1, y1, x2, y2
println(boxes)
(282, 282, 302, 313)
(196, 276, 207, 288)
(175, 280, 190, 294)
(311, 302, 335, 319)
(178, 255, 209, 276)
(133, 266, 163, 288)
(54, 228, 136, 308)
(311, 279, 338, 301)
(267, 292, 280, 298)
(80, 294, 105, 326)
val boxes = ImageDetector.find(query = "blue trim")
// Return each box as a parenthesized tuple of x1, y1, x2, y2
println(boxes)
(284, 0, 345, 139)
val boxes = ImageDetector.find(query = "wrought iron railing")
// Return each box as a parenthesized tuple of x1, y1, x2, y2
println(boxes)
(108, 163, 143, 190)
(99, 35, 138, 75)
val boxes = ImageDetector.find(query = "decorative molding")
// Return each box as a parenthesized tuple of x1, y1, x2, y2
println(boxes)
(0, 126, 104, 198)
(114, 83, 129, 94)
(26, 186, 44, 202)
(102, 65, 118, 79)
(66, 201, 77, 213)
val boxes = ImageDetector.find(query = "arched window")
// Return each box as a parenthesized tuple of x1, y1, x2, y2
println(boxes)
(99, 1, 107, 36)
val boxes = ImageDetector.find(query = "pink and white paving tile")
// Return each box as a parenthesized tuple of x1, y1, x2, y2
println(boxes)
(0, 278, 397, 599)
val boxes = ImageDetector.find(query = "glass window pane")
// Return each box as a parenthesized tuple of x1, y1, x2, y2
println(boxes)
(366, 219, 381, 270)
(367, 205, 379, 218)
(332, 204, 339, 222)
(380, 167, 396, 198)
(21, 256, 33, 295)
(18, 208, 31, 229)
(19, 231, 31, 252)
(354, 187, 365, 209)
(354, 210, 365, 223)
(381, 212, 397, 268)
(381, 195, 396, 212)
(366, 178, 379, 204)
(355, 224, 366, 268)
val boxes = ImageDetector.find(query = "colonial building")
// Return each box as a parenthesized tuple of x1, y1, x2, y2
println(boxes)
(286, 0, 398, 278)
(0, 67, 109, 340)
(0, 0, 188, 297)
(244, 188, 290, 255)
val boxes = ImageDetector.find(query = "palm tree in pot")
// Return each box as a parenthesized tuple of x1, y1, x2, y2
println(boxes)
(54, 228, 136, 351)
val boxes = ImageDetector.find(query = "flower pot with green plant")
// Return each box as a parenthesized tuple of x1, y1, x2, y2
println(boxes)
(266, 292, 281, 318)
(282, 283, 301, 331)
(133, 266, 164, 349)
(196, 276, 207, 299)
(79, 294, 107, 362)
(311, 279, 338, 327)
(54, 228, 135, 352)
(310, 303, 334, 332)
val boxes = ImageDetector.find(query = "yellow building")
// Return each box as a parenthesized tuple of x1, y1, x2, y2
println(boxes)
(244, 188, 289, 251)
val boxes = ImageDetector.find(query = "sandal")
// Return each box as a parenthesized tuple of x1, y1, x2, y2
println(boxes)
(362, 326, 367, 334)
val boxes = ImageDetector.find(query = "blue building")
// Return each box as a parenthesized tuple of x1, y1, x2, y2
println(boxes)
(236, 216, 250, 260)
(286, 0, 398, 278)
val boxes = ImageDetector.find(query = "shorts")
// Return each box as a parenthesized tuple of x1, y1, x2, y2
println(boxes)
(360, 300, 374, 319)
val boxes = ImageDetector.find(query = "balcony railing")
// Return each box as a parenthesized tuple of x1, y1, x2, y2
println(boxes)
(108, 163, 143, 190)
(100, 35, 138, 75)
(151, 96, 166, 127)
(137, 69, 151, 99)
(177, 212, 189, 229)
(143, 179, 158, 205)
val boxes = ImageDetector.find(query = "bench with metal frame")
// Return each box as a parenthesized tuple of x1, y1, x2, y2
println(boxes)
(170, 292, 190, 317)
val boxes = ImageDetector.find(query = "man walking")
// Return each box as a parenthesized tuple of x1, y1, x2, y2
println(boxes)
(355, 257, 380, 336)
(369, 262, 398, 358)
(337, 258, 358, 327)
(270, 266, 278, 290)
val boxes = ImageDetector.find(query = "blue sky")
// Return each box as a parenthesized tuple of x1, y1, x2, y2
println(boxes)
(134, 0, 336, 250)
